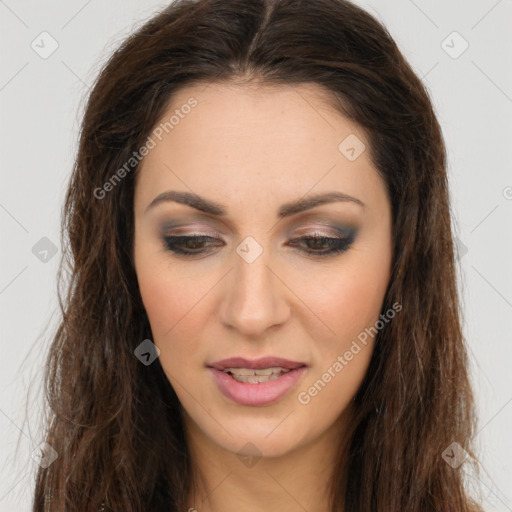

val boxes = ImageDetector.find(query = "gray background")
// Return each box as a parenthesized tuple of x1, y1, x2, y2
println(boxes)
(1, 0, 511, 510)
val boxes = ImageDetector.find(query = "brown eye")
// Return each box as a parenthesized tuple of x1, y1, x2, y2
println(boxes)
(287, 235, 354, 256)
(162, 235, 225, 255)
(162, 231, 356, 258)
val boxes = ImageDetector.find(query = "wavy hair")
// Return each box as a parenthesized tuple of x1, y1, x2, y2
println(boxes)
(31, 0, 483, 510)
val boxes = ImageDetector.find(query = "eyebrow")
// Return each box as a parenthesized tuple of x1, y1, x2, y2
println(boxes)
(144, 190, 365, 218)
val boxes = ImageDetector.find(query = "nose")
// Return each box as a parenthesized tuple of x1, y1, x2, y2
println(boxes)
(218, 250, 291, 338)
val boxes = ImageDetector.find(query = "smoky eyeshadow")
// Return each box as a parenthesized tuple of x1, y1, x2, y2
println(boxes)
(158, 218, 358, 240)
(330, 225, 357, 241)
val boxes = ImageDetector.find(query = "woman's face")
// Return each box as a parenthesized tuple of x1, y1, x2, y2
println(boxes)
(133, 82, 393, 460)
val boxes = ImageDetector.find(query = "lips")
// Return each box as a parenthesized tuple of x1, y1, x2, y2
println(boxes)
(207, 356, 307, 371)
(207, 356, 308, 406)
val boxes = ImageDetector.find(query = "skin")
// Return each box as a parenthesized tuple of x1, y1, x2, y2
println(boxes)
(133, 81, 393, 512)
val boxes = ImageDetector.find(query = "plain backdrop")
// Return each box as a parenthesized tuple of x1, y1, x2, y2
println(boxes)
(1, 0, 511, 510)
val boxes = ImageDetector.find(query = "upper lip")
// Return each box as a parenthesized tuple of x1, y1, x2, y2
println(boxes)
(208, 356, 307, 370)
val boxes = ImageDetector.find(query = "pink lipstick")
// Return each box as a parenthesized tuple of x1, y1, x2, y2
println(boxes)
(207, 356, 308, 406)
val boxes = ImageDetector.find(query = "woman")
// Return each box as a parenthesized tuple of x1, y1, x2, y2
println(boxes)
(32, 0, 484, 510)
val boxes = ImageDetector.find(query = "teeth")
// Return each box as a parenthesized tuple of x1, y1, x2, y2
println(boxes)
(223, 367, 292, 383)
(223, 367, 291, 376)
(230, 373, 282, 383)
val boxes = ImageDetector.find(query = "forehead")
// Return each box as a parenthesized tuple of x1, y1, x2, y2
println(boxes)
(158, 80, 351, 151)
(134, 81, 386, 217)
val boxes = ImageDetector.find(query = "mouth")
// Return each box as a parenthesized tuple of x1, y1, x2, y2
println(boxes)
(208, 356, 307, 371)
(207, 356, 308, 406)
(221, 367, 295, 383)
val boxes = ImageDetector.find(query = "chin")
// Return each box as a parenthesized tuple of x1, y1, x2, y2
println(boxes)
(222, 430, 303, 460)
(195, 409, 313, 460)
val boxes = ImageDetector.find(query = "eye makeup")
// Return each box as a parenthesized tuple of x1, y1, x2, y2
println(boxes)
(157, 220, 358, 259)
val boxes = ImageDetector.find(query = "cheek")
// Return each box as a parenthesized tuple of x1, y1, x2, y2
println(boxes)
(136, 263, 182, 334)
(295, 243, 391, 401)
(294, 267, 386, 423)
(134, 241, 205, 362)
(302, 254, 391, 349)
(134, 229, 199, 329)
(331, 268, 387, 333)
(136, 264, 210, 397)
(331, 227, 392, 334)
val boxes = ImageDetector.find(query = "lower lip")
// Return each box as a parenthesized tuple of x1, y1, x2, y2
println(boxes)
(208, 367, 307, 406)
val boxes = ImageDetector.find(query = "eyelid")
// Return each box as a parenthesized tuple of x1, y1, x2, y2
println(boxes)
(162, 229, 351, 243)
(159, 216, 358, 243)
(160, 226, 224, 238)
(292, 224, 357, 238)
(293, 227, 349, 238)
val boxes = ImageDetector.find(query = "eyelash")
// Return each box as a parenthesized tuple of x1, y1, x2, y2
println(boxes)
(161, 233, 354, 257)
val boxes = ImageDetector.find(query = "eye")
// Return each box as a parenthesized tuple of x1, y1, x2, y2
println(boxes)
(162, 235, 223, 255)
(287, 234, 354, 256)
(162, 232, 355, 257)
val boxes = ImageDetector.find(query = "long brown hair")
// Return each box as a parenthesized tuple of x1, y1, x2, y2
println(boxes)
(31, 0, 483, 510)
